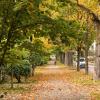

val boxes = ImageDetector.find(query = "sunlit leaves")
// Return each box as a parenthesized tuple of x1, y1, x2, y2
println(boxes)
(5, 47, 30, 65)
(14, 0, 28, 11)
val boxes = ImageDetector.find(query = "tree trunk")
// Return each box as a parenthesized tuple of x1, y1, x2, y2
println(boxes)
(77, 47, 81, 71)
(0, 67, 3, 83)
(60, 52, 65, 64)
(11, 66, 13, 89)
(85, 16, 89, 75)
(62, 53, 65, 64)
(94, 22, 100, 80)
(32, 67, 35, 76)
(85, 46, 89, 74)
(84, 36, 89, 75)
(0, 66, 6, 83)
(65, 52, 67, 65)
(14, 74, 21, 83)
(65, 51, 73, 66)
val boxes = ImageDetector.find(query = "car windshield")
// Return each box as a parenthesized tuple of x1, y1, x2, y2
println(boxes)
(79, 59, 85, 62)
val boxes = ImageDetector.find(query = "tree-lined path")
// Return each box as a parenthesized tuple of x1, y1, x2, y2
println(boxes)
(3, 65, 94, 100)
(0, 0, 100, 100)
(31, 65, 91, 100)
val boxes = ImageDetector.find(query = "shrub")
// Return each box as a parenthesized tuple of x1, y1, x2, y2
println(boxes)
(6, 61, 31, 83)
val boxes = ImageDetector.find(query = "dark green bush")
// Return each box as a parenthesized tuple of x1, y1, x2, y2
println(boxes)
(6, 63, 31, 83)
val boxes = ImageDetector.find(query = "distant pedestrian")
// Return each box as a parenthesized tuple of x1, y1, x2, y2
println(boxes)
(54, 60, 56, 65)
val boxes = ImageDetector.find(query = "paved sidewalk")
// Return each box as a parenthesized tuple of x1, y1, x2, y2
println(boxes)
(3, 65, 91, 100)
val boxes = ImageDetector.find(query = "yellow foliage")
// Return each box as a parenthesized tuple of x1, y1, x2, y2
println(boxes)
(79, 0, 100, 16)
(40, 37, 52, 49)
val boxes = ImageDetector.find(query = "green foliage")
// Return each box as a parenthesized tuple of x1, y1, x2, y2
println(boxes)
(5, 48, 30, 65)
(21, 38, 50, 66)
(21, 65, 31, 77)
(7, 63, 31, 82)
(2, 46, 31, 82)
(7, 65, 20, 77)
(29, 39, 49, 66)
(30, 52, 42, 66)
(0, 0, 96, 83)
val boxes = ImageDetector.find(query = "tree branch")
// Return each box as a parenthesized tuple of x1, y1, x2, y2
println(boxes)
(77, 3, 100, 24)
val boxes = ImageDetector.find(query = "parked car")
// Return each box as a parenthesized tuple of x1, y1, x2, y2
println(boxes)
(79, 57, 85, 68)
